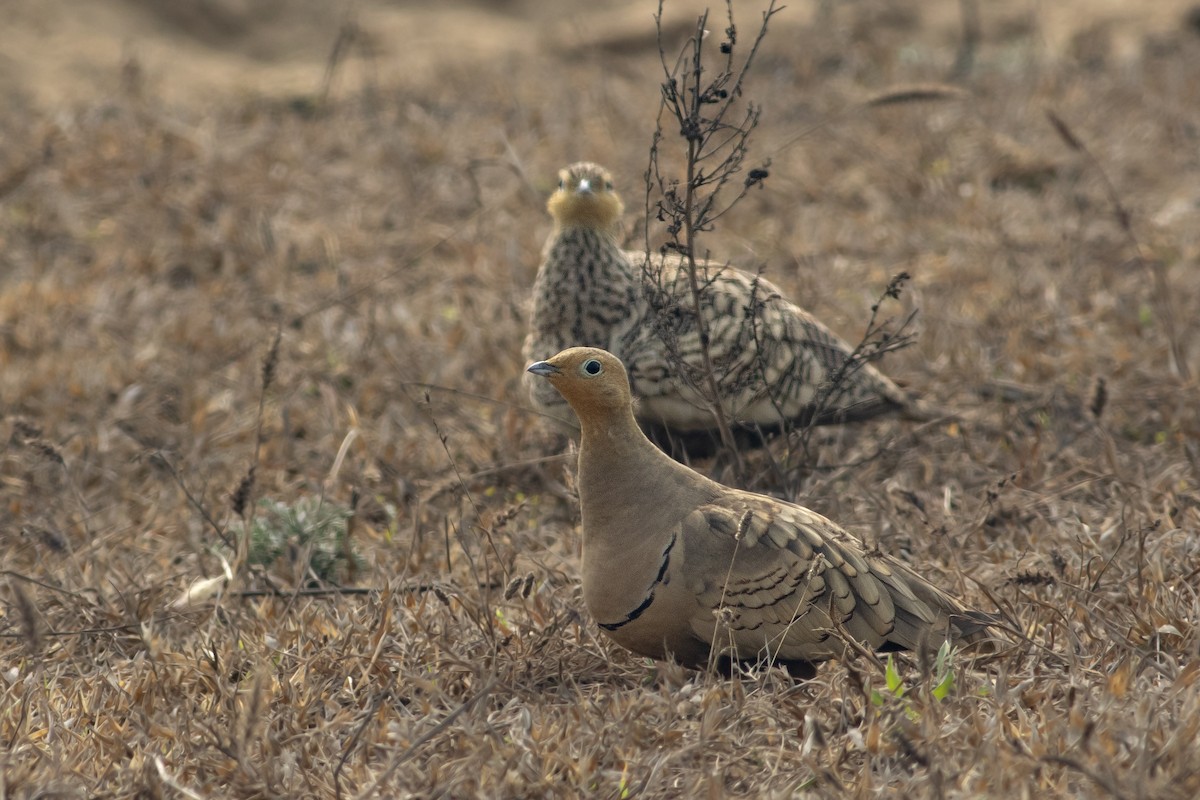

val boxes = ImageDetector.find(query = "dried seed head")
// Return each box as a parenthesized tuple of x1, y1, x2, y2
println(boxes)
(231, 465, 256, 519)
(8, 579, 42, 654)
(745, 167, 769, 188)
(1089, 376, 1108, 420)
(261, 330, 282, 391)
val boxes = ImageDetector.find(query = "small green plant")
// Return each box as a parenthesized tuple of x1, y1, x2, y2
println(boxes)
(244, 496, 359, 584)
(871, 641, 957, 714)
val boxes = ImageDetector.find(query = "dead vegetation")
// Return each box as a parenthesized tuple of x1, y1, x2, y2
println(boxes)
(1, 1, 1199, 797)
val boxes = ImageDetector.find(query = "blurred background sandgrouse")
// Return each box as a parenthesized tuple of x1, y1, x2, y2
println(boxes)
(523, 161, 936, 457)
(527, 347, 997, 678)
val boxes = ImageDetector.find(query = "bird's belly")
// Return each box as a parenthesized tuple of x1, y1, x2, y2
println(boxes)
(592, 602, 710, 667)
(581, 545, 709, 667)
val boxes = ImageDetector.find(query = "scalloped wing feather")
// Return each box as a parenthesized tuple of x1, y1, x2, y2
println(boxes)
(622, 254, 908, 429)
(683, 491, 960, 661)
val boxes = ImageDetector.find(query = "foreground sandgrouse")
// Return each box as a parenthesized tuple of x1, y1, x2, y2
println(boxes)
(523, 162, 930, 453)
(527, 347, 995, 676)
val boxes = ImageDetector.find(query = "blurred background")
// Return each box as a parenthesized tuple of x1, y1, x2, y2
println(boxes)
(4, 0, 1195, 109)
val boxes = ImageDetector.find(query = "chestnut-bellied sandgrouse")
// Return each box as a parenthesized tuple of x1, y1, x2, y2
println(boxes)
(527, 347, 995, 677)
(523, 162, 931, 454)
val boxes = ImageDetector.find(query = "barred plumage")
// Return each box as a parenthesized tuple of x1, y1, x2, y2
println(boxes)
(523, 162, 930, 452)
(527, 348, 997, 676)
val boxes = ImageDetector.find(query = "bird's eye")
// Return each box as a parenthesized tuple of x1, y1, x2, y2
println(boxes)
(558, 179, 564, 189)
(582, 359, 603, 376)
(604, 180, 613, 191)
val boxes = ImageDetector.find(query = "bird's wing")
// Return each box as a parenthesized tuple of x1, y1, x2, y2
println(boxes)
(679, 489, 971, 664)
(621, 255, 906, 429)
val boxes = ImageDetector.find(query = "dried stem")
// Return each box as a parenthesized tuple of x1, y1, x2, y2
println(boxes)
(1046, 109, 1190, 382)
(647, 0, 780, 472)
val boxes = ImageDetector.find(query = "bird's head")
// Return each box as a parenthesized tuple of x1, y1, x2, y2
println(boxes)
(527, 347, 633, 419)
(547, 162, 624, 233)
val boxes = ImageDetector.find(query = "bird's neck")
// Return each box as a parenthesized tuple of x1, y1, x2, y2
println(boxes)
(575, 409, 714, 536)
(542, 226, 633, 280)
(576, 407, 649, 462)
(532, 227, 639, 346)
(542, 226, 638, 286)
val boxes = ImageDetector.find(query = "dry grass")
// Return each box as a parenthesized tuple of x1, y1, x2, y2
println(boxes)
(2, 3, 1199, 797)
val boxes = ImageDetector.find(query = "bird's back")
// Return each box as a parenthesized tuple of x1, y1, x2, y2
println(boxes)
(619, 250, 914, 432)
(671, 485, 995, 668)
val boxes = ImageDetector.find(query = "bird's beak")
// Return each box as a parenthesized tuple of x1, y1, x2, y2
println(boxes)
(527, 360, 562, 378)
(576, 178, 592, 195)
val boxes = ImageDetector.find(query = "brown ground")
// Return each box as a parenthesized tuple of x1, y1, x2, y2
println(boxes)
(2, 1, 1199, 797)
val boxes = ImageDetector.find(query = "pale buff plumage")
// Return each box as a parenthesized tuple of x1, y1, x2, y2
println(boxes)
(523, 162, 930, 452)
(527, 347, 994, 676)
